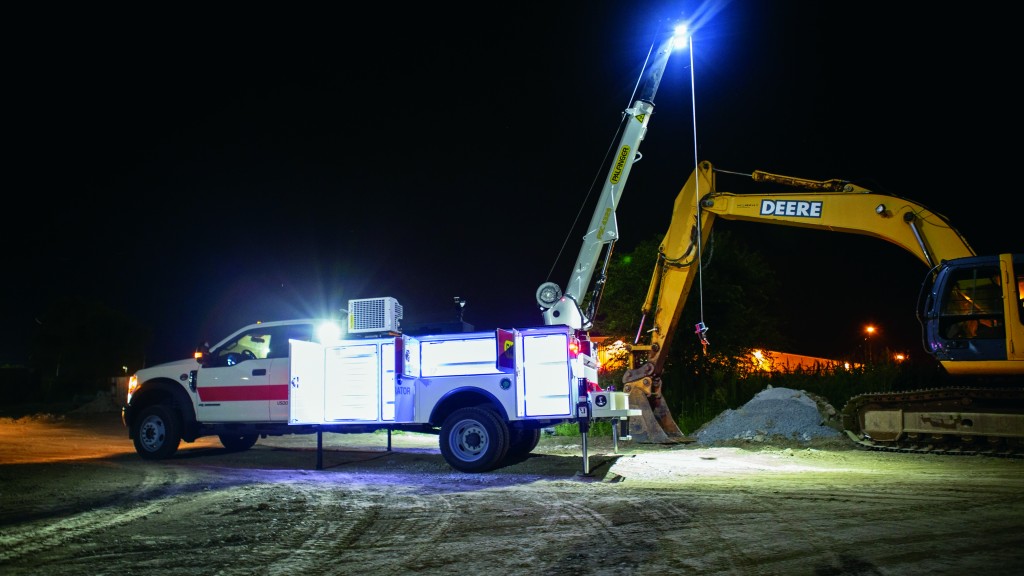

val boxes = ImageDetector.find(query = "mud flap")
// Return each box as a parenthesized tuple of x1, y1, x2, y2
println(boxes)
(627, 388, 690, 444)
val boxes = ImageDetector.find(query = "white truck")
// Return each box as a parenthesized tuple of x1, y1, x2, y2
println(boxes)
(123, 297, 636, 472)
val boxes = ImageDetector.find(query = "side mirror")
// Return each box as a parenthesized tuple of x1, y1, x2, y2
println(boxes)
(194, 341, 212, 367)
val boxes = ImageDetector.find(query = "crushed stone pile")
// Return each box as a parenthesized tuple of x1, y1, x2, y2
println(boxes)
(70, 392, 123, 414)
(693, 385, 843, 445)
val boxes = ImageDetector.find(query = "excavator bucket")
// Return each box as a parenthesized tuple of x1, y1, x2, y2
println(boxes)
(627, 388, 692, 444)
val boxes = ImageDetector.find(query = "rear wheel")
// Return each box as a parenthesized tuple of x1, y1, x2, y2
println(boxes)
(132, 404, 181, 460)
(219, 434, 259, 452)
(507, 427, 541, 459)
(439, 406, 509, 473)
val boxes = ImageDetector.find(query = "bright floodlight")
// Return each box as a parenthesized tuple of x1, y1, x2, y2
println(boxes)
(317, 321, 342, 343)
(672, 24, 690, 50)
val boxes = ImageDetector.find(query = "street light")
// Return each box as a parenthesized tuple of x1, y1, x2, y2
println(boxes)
(864, 325, 877, 364)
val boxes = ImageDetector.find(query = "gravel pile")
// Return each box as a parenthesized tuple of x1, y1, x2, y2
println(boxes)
(693, 386, 843, 445)
(70, 393, 122, 414)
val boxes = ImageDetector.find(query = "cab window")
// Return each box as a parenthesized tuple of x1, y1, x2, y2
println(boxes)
(940, 265, 1005, 340)
(211, 323, 315, 365)
(266, 324, 315, 358)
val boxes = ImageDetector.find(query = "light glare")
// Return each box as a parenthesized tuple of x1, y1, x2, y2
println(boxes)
(671, 24, 690, 50)
(317, 321, 342, 343)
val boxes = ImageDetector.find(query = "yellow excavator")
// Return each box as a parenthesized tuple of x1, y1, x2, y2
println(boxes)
(620, 160, 1024, 454)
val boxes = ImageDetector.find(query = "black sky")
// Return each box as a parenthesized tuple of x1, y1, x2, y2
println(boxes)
(6, 1, 1020, 366)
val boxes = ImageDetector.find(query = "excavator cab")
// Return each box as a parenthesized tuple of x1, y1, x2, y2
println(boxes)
(919, 254, 1024, 373)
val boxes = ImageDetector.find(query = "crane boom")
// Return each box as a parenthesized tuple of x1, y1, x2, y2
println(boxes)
(536, 22, 682, 331)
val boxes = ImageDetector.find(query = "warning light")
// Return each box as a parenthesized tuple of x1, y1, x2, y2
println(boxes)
(568, 336, 582, 358)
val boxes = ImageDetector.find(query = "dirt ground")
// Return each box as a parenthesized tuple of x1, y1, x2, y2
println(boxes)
(1, 409, 1023, 576)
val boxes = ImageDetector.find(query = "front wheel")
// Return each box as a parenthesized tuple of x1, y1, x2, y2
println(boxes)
(132, 404, 181, 460)
(219, 434, 258, 452)
(439, 406, 509, 473)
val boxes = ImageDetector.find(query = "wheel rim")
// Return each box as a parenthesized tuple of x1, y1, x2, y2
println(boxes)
(139, 414, 166, 452)
(449, 419, 488, 462)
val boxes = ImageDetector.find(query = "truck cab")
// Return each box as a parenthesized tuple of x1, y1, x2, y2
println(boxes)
(191, 319, 328, 422)
(123, 318, 338, 459)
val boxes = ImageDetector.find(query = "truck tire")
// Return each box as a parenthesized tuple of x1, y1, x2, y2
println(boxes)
(439, 406, 509, 473)
(506, 427, 541, 459)
(219, 434, 259, 452)
(132, 404, 181, 460)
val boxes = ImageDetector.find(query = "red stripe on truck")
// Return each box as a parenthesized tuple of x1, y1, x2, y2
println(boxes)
(198, 384, 290, 402)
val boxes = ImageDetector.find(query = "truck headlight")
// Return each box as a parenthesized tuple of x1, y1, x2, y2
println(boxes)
(127, 374, 139, 404)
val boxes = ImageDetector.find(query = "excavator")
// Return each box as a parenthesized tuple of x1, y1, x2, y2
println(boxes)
(618, 160, 1024, 454)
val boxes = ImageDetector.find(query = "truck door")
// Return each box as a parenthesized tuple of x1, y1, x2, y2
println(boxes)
(194, 358, 274, 422)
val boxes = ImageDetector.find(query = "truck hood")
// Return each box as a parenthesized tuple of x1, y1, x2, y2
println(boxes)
(136, 357, 200, 380)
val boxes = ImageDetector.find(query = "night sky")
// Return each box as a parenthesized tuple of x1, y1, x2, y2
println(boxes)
(7, 1, 1019, 367)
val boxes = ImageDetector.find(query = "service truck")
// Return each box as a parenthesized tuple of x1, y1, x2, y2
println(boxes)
(123, 297, 637, 472)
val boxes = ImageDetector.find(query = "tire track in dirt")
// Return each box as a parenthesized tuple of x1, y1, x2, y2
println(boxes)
(495, 481, 696, 573)
(132, 473, 464, 576)
(684, 487, 844, 573)
(260, 481, 451, 575)
(0, 464, 192, 564)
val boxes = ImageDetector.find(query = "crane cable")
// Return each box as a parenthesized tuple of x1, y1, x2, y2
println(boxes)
(688, 35, 710, 354)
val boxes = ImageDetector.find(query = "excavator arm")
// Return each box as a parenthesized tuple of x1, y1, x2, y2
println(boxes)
(622, 160, 990, 443)
(619, 163, 715, 442)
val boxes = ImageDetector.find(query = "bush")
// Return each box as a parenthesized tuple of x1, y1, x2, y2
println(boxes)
(551, 420, 615, 437)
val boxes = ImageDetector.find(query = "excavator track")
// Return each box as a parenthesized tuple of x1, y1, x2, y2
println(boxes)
(841, 387, 1024, 458)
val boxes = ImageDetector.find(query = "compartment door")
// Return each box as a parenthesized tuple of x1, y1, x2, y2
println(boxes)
(288, 339, 325, 424)
(521, 333, 573, 417)
(324, 343, 381, 421)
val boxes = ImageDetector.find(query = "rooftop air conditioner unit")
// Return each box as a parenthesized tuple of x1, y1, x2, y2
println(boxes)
(348, 297, 403, 334)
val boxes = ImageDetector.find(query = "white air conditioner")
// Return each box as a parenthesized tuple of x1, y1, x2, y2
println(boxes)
(348, 297, 403, 334)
